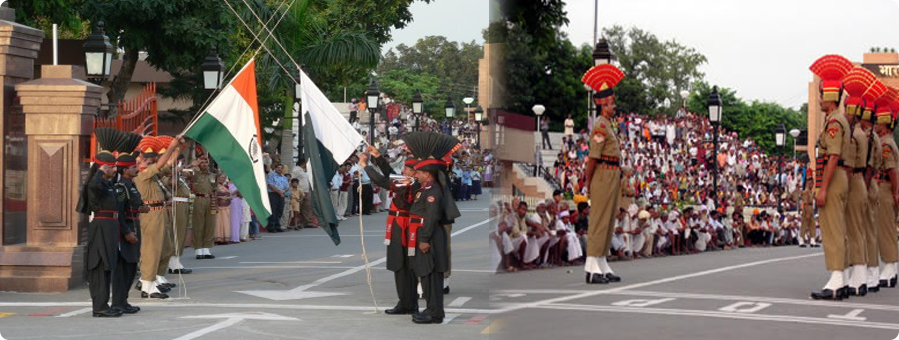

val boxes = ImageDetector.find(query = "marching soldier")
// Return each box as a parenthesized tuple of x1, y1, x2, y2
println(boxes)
(111, 132, 145, 314)
(861, 98, 884, 293)
(582, 63, 625, 284)
(188, 155, 217, 259)
(79, 129, 125, 317)
(360, 146, 419, 315)
(166, 155, 194, 275)
(874, 89, 899, 289)
(841, 73, 871, 296)
(402, 132, 461, 325)
(799, 180, 817, 247)
(809, 54, 852, 300)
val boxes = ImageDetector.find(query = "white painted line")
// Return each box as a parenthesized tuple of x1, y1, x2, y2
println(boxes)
(56, 307, 91, 318)
(331, 255, 354, 258)
(239, 261, 342, 264)
(191, 265, 494, 273)
(449, 297, 472, 307)
(216, 256, 238, 260)
(172, 318, 243, 340)
(442, 313, 460, 324)
(494, 252, 823, 314)
(540, 303, 899, 331)
(828, 309, 867, 321)
(182, 311, 300, 321)
(605, 290, 899, 313)
(719, 302, 771, 313)
(611, 298, 675, 308)
(493, 289, 591, 294)
(0, 301, 497, 314)
(237, 218, 495, 301)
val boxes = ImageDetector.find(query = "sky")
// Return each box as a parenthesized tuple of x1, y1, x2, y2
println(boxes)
(388, 0, 899, 110)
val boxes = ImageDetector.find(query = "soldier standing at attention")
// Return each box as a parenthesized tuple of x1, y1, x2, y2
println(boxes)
(582, 64, 625, 285)
(873, 89, 899, 289)
(189, 156, 217, 259)
(166, 154, 194, 274)
(809, 54, 852, 300)
(112, 132, 144, 314)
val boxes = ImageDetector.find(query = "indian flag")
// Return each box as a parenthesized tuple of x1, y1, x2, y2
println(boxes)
(184, 59, 271, 225)
(300, 70, 364, 246)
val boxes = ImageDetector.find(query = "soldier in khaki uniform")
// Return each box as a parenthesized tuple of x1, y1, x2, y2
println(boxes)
(874, 96, 899, 289)
(860, 99, 884, 292)
(582, 64, 625, 285)
(135, 136, 184, 299)
(165, 155, 194, 275)
(188, 156, 217, 259)
(842, 91, 870, 296)
(799, 181, 817, 247)
(809, 54, 852, 300)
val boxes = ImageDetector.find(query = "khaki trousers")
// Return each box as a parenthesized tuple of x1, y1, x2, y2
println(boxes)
(192, 197, 215, 249)
(139, 209, 171, 281)
(845, 175, 868, 266)
(820, 168, 847, 271)
(877, 182, 899, 262)
(587, 167, 621, 256)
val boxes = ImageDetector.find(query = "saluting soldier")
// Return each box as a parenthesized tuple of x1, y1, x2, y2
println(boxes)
(402, 132, 461, 325)
(78, 129, 125, 317)
(809, 55, 853, 300)
(360, 146, 419, 315)
(873, 88, 899, 289)
(582, 64, 625, 284)
(188, 155, 217, 259)
(151, 136, 179, 289)
(111, 132, 145, 314)
(165, 154, 194, 275)
(840, 71, 872, 296)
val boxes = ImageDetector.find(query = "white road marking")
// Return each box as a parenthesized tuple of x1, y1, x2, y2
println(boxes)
(449, 297, 472, 307)
(494, 252, 822, 314)
(239, 261, 342, 264)
(55, 308, 91, 318)
(0, 301, 497, 314)
(442, 313, 460, 324)
(540, 303, 899, 331)
(191, 265, 493, 273)
(611, 298, 675, 308)
(331, 255, 354, 258)
(174, 312, 299, 340)
(719, 302, 771, 313)
(603, 290, 899, 313)
(828, 308, 867, 321)
(216, 256, 238, 260)
(237, 218, 494, 301)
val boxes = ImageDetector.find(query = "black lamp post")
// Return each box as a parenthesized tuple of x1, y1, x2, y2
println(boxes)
(412, 90, 423, 132)
(294, 69, 305, 164)
(201, 47, 224, 90)
(365, 78, 380, 145)
(775, 123, 786, 213)
(444, 94, 455, 121)
(532, 104, 546, 176)
(474, 106, 484, 150)
(707, 86, 722, 207)
(83, 21, 114, 116)
(590, 38, 616, 124)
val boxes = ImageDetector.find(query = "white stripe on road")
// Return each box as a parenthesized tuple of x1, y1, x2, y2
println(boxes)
(190, 265, 494, 273)
(539, 303, 899, 331)
(239, 261, 342, 264)
(605, 290, 899, 313)
(0, 301, 498, 315)
(495, 252, 823, 314)
(449, 297, 472, 307)
(55, 308, 91, 318)
(442, 313, 460, 324)
(172, 318, 243, 340)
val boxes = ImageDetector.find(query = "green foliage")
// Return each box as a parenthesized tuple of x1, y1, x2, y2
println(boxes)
(11, 0, 88, 38)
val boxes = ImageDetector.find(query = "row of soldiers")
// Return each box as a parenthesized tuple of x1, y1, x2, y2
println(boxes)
(809, 54, 899, 300)
(79, 130, 220, 317)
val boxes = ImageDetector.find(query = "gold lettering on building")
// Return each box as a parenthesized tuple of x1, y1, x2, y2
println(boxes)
(878, 65, 899, 77)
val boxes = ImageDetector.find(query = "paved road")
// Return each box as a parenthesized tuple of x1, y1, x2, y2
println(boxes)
(0, 192, 494, 340)
(488, 245, 899, 340)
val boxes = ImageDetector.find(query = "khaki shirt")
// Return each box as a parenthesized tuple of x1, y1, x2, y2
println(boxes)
(881, 134, 899, 171)
(588, 116, 620, 160)
(135, 164, 169, 202)
(846, 125, 868, 168)
(817, 111, 850, 159)
(191, 171, 215, 195)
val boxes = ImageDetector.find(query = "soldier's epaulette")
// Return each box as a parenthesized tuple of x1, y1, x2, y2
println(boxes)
(593, 128, 606, 137)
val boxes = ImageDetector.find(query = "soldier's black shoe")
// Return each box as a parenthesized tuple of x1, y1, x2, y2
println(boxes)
(891, 275, 898, 288)
(134, 281, 142, 291)
(160, 282, 176, 288)
(203, 254, 216, 259)
(157, 285, 171, 293)
(869, 285, 880, 293)
(810, 288, 843, 301)
(587, 273, 609, 284)
(443, 286, 450, 294)
(92, 308, 123, 318)
(412, 312, 443, 324)
(604, 273, 622, 283)
(384, 307, 417, 315)
(168, 268, 193, 274)
(848, 285, 867, 297)
(141, 292, 169, 299)
(115, 305, 140, 314)
(879, 279, 889, 288)
(841, 285, 850, 299)
(799, 244, 807, 248)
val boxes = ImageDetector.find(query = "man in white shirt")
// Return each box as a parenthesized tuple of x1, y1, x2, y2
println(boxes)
(292, 161, 319, 228)
(523, 202, 550, 266)
(330, 165, 347, 221)
(612, 208, 629, 258)
(556, 210, 583, 262)
(624, 210, 648, 259)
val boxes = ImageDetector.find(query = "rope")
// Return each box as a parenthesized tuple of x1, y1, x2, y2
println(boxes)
(357, 163, 379, 313)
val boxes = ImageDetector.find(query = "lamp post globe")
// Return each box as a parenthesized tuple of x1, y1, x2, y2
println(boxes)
(592, 37, 615, 66)
(365, 78, 380, 144)
(83, 21, 113, 84)
(444, 95, 455, 119)
(201, 47, 224, 90)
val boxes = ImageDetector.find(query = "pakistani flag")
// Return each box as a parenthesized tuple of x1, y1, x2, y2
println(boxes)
(300, 70, 364, 246)
(184, 59, 271, 225)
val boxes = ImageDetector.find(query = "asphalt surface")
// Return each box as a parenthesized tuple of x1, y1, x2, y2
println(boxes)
(488, 244, 899, 340)
(0, 191, 494, 340)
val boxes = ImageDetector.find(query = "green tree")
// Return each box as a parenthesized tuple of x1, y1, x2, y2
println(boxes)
(11, 0, 89, 38)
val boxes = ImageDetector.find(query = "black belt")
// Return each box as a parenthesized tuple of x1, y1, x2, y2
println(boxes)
(389, 210, 410, 217)
(93, 210, 118, 219)
(194, 193, 209, 198)
(145, 202, 165, 208)
(853, 168, 865, 174)
(410, 217, 424, 224)
(599, 159, 620, 166)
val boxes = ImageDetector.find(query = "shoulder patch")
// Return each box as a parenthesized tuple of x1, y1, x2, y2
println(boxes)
(427, 196, 436, 203)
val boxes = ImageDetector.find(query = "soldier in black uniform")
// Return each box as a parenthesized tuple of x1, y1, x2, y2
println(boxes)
(401, 132, 461, 325)
(359, 146, 419, 315)
(112, 141, 144, 314)
(81, 146, 124, 317)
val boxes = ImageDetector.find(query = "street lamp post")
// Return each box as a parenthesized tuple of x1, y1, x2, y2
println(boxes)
(474, 106, 484, 150)
(412, 90, 423, 132)
(789, 128, 801, 160)
(83, 21, 114, 116)
(707, 86, 723, 207)
(463, 97, 474, 120)
(591, 38, 615, 124)
(201, 47, 225, 91)
(532, 104, 546, 176)
(680, 89, 690, 117)
(444, 95, 456, 137)
(365, 78, 380, 145)
(775, 123, 786, 213)
(294, 69, 304, 164)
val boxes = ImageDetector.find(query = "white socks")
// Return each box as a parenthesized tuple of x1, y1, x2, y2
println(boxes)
(824, 270, 844, 290)
(141, 279, 161, 294)
(195, 249, 203, 257)
(598, 256, 614, 274)
(869, 267, 880, 288)
(848, 265, 867, 289)
(156, 275, 170, 285)
(169, 256, 184, 270)
(584, 256, 602, 274)
(417, 282, 423, 296)
(881, 261, 898, 280)
(444, 277, 449, 289)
